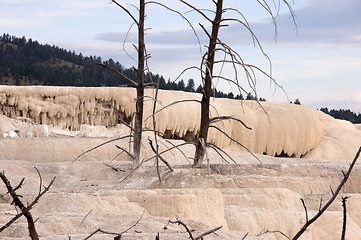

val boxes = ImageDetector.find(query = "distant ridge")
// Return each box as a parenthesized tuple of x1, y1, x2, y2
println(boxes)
(0, 33, 245, 100)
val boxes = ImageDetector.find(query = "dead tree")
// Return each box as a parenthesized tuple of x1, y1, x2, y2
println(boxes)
(0, 168, 55, 240)
(98, 0, 147, 166)
(178, 0, 296, 167)
(133, 0, 146, 166)
(192, 0, 223, 167)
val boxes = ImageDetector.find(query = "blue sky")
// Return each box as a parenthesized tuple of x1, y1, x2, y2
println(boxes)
(1, 0, 360, 112)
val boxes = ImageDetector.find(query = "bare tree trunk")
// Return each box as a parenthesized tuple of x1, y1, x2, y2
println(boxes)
(193, 0, 223, 167)
(133, 0, 145, 166)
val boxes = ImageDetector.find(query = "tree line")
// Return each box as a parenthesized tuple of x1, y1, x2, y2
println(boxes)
(291, 99, 360, 124)
(2, 34, 359, 123)
(320, 107, 361, 124)
(0, 33, 260, 100)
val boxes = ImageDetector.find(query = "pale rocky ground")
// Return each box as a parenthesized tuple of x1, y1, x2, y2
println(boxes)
(1, 115, 361, 240)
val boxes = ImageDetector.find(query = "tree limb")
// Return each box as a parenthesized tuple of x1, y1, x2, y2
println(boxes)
(209, 125, 262, 164)
(96, 62, 137, 87)
(0, 170, 55, 240)
(341, 196, 349, 240)
(292, 146, 361, 240)
(73, 135, 133, 163)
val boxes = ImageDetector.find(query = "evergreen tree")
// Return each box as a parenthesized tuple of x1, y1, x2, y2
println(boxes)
(185, 79, 195, 92)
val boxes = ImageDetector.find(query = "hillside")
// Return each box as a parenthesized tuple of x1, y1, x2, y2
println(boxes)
(0, 34, 244, 100)
(0, 34, 149, 87)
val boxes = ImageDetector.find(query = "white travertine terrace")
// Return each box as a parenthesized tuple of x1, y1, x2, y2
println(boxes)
(0, 85, 325, 157)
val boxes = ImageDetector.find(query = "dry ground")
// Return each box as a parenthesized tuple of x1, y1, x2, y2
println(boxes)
(1, 117, 361, 240)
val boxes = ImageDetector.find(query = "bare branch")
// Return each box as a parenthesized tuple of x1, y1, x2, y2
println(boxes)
(80, 209, 93, 227)
(241, 232, 249, 240)
(84, 208, 145, 240)
(96, 62, 137, 87)
(209, 125, 262, 164)
(143, 99, 202, 123)
(151, 80, 162, 183)
(165, 218, 222, 240)
(165, 219, 195, 240)
(122, 22, 138, 63)
(179, 0, 212, 22)
(146, 1, 202, 52)
(34, 167, 42, 196)
(103, 162, 126, 172)
(148, 139, 174, 172)
(207, 143, 232, 164)
(143, 142, 196, 163)
(72, 135, 132, 163)
(300, 198, 308, 222)
(116, 145, 135, 159)
(164, 139, 192, 164)
(111, 0, 139, 25)
(12, 177, 25, 193)
(194, 225, 222, 240)
(210, 115, 252, 130)
(292, 146, 361, 240)
(119, 159, 145, 184)
(318, 198, 323, 212)
(257, 229, 291, 239)
(0, 170, 55, 239)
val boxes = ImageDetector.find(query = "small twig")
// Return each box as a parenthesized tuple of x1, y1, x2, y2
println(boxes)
(143, 99, 202, 123)
(115, 145, 135, 159)
(300, 198, 308, 222)
(73, 135, 132, 163)
(207, 142, 238, 164)
(256, 229, 291, 239)
(80, 209, 93, 227)
(329, 185, 334, 195)
(96, 62, 137, 87)
(148, 139, 174, 172)
(318, 198, 323, 212)
(111, 0, 139, 26)
(164, 139, 191, 164)
(151, 79, 162, 183)
(142, 142, 195, 163)
(103, 162, 125, 172)
(13, 178, 25, 192)
(241, 232, 249, 240)
(165, 219, 195, 240)
(165, 218, 222, 240)
(83, 209, 145, 239)
(119, 159, 145, 184)
(209, 125, 262, 164)
(34, 167, 42, 196)
(194, 226, 222, 240)
(209, 115, 252, 130)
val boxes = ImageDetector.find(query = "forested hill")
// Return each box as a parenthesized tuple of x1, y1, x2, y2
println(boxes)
(0, 33, 246, 99)
(0, 33, 162, 88)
